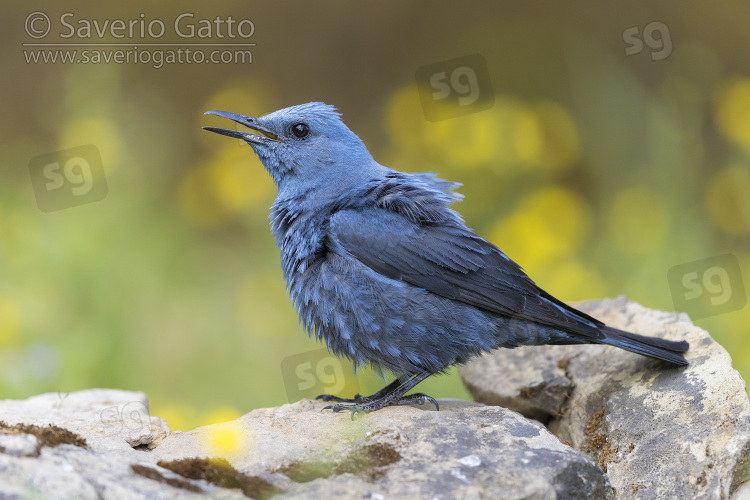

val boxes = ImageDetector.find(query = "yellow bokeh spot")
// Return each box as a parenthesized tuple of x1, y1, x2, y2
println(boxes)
(178, 163, 233, 227)
(533, 101, 581, 174)
(383, 86, 579, 175)
(179, 143, 274, 227)
(715, 78, 750, 155)
(200, 420, 250, 458)
(538, 259, 607, 302)
(154, 403, 195, 432)
(489, 187, 589, 272)
(201, 406, 242, 426)
(511, 107, 543, 165)
(424, 96, 544, 171)
(424, 111, 504, 167)
(209, 145, 273, 212)
(59, 117, 121, 174)
(384, 85, 429, 155)
(706, 164, 750, 235)
(199, 78, 279, 149)
(608, 187, 669, 255)
(185, 79, 277, 227)
(0, 297, 20, 346)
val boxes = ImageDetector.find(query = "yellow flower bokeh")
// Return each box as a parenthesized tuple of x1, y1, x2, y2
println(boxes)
(532, 101, 581, 174)
(706, 164, 750, 235)
(200, 420, 250, 458)
(198, 78, 280, 149)
(208, 145, 274, 212)
(715, 78, 750, 156)
(201, 406, 243, 426)
(489, 186, 590, 273)
(180, 79, 279, 228)
(539, 259, 606, 302)
(608, 187, 669, 256)
(178, 162, 233, 227)
(384, 85, 428, 156)
(384, 87, 579, 175)
(178, 146, 273, 227)
(154, 403, 195, 433)
(59, 117, 121, 175)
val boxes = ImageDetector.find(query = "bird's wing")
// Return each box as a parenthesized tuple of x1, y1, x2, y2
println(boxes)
(328, 208, 606, 340)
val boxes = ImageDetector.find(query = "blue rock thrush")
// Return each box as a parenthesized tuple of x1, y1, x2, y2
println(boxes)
(203, 102, 688, 417)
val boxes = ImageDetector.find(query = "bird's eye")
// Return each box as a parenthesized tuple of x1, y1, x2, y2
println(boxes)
(291, 123, 310, 139)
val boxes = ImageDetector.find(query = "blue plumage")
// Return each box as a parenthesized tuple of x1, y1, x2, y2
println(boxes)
(203, 103, 689, 416)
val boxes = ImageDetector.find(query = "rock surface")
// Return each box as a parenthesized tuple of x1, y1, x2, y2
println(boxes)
(0, 393, 611, 499)
(460, 343, 574, 423)
(459, 296, 750, 499)
(0, 389, 170, 452)
(154, 399, 611, 499)
(1, 298, 747, 499)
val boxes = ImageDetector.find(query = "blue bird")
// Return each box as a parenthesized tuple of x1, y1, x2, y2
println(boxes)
(203, 102, 688, 417)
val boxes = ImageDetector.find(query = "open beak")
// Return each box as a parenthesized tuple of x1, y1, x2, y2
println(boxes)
(202, 110, 280, 145)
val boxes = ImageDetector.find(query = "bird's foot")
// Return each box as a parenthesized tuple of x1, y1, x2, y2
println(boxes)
(314, 393, 369, 404)
(321, 393, 439, 420)
(395, 393, 439, 410)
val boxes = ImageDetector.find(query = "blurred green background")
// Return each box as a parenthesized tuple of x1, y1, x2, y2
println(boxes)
(1, 2, 749, 431)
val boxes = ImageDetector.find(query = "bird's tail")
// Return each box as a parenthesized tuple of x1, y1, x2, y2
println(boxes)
(597, 326, 689, 365)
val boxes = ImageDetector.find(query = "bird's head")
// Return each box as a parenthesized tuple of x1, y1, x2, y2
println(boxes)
(203, 102, 376, 197)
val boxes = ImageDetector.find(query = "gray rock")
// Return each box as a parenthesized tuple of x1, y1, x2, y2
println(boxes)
(0, 389, 170, 452)
(153, 398, 612, 499)
(0, 433, 39, 457)
(459, 344, 574, 422)
(459, 296, 750, 499)
(1, 391, 611, 499)
(0, 446, 241, 500)
(0, 390, 232, 500)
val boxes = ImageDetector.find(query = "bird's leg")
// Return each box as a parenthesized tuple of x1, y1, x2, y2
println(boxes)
(315, 378, 402, 404)
(321, 372, 438, 419)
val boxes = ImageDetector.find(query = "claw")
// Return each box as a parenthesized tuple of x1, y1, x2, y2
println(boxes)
(390, 392, 440, 411)
(316, 394, 356, 403)
(425, 396, 439, 411)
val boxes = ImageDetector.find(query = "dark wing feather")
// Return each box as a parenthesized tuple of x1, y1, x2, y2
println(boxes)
(328, 208, 607, 340)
